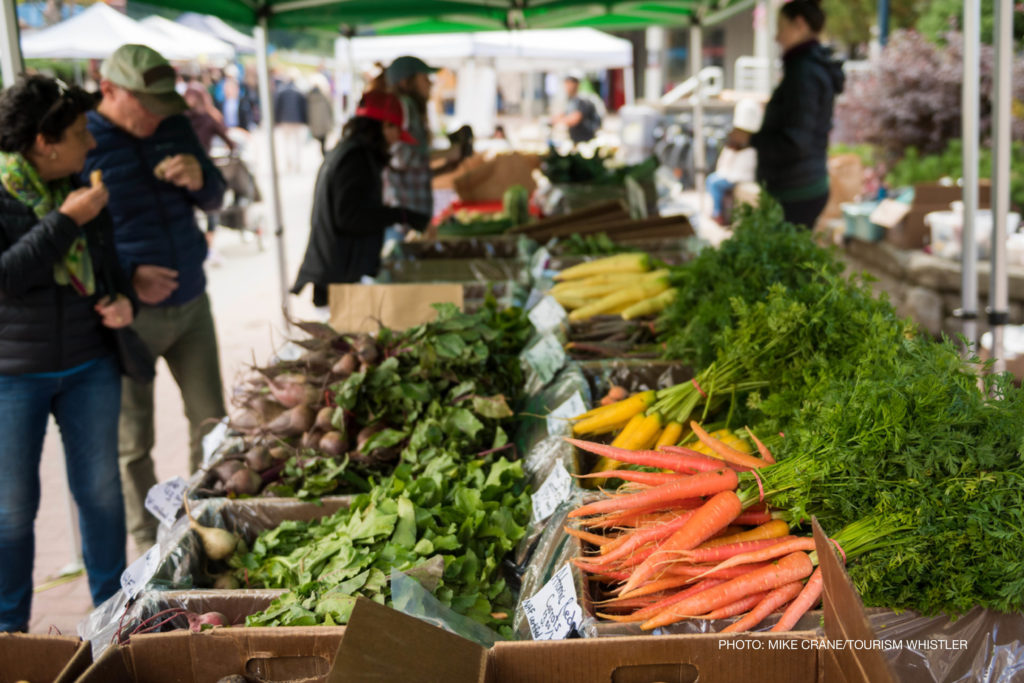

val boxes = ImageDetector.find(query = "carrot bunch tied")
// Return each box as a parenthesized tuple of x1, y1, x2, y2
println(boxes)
(565, 433, 866, 632)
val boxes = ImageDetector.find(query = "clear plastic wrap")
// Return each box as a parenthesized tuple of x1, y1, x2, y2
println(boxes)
(78, 588, 283, 659)
(80, 497, 347, 658)
(389, 570, 504, 648)
(577, 359, 693, 397)
(866, 607, 1024, 682)
(511, 495, 597, 640)
(514, 362, 590, 458)
(519, 328, 571, 397)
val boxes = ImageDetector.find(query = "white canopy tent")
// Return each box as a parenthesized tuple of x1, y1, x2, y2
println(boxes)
(336, 28, 634, 139)
(141, 15, 237, 62)
(176, 12, 256, 53)
(19, 3, 193, 60)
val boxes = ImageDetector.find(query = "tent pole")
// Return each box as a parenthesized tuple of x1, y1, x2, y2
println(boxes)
(690, 19, 705, 212)
(960, 0, 980, 350)
(0, 0, 24, 86)
(623, 66, 635, 106)
(346, 34, 358, 117)
(990, 0, 1012, 371)
(255, 16, 290, 323)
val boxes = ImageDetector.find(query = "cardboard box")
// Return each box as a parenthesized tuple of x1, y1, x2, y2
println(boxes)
(885, 183, 991, 250)
(328, 520, 897, 683)
(451, 153, 542, 203)
(79, 626, 345, 683)
(0, 633, 91, 683)
(328, 283, 464, 334)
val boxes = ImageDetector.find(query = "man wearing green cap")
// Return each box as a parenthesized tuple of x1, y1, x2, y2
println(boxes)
(82, 44, 227, 551)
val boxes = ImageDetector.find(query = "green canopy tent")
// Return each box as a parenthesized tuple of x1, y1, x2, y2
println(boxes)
(0, 0, 753, 319)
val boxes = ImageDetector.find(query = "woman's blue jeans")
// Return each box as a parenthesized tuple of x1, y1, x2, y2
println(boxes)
(707, 172, 736, 218)
(0, 354, 126, 631)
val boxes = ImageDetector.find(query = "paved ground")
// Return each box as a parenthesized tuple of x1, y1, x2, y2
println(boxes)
(30, 128, 323, 635)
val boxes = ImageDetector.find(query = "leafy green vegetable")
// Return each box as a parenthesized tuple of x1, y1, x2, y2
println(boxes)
(657, 199, 845, 368)
(235, 451, 531, 635)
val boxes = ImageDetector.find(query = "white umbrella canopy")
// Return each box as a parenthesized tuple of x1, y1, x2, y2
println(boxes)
(20, 3, 192, 60)
(141, 15, 237, 61)
(176, 12, 256, 53)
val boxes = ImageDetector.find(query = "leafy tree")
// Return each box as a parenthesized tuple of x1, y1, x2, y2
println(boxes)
(822, 0, 919, 50)
(916, 0, 1024, 47)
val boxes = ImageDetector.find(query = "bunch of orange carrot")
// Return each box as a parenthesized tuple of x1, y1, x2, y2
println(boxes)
(564, 426, 827, 632)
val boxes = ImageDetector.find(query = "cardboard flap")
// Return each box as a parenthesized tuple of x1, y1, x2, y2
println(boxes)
(0, 634, 92, 683)
(870, 200, 912, 229)
(329, 598, 487, 683)
(813, 518, 897, 683)
(328, 283, 464, 334)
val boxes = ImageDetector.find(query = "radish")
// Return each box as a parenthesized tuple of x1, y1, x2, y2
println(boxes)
(266, 404, 314, 437)
(314, 406, 334, 432)
(243, 446, 272, 473)
(183, 493, 240, 561)
(264, 373, 309, 407)
(225, 467, 261, 496)
(212, 458, 245, 484)
(331, 352, 358, 377)
(213, 573, 240, 589)
(187, 611, 228, 632)
(319, 431, 346, 456)
(300, 429, 322, 450)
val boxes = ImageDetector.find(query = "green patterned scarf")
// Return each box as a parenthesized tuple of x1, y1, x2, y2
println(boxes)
(0, 151, 94, 296)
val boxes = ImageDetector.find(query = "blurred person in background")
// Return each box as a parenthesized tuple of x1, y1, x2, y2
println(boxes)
(184, 83, 234, 260)
(733, 0, 843, 229)
(551, 71, 602, 144)
(219, 76, 251, 132)
(384, 56, 463, 225)
(292, 91, 430, 309)
(84, 44, 227, 551)
(706, 99, 763, 225)
(0, 75, 135, 631)
(306, 73, 334, 157)
(273, 68, 307, 173)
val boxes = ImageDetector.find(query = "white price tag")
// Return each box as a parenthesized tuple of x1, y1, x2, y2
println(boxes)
(546, 391, 588, 436)
(201, 418, 230, 468)
(523, 334, 566, 385)
(144, 476, 188, 528)
(522, 563, 583, 640)
(529, 295, 568, 334)
(525, 288, 544, 311)
(120, 545, 160, 600)
(531, 247, 551, 282)
(531, 461, 573, 524)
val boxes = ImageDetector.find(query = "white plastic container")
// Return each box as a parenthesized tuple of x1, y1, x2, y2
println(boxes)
(926, 209, 1021, 260)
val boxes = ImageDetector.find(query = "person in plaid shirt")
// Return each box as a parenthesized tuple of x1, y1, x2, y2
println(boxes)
(383, 56, 464, 222)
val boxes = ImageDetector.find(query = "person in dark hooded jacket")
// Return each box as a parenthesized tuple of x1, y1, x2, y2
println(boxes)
(292, 91, 429, 308)
(736, 0, 844, 229)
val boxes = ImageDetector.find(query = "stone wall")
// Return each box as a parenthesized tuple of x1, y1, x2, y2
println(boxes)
(841, 240, 1024, 340)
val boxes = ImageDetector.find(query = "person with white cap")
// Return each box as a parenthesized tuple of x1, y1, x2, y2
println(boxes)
(707, 99, 763, 225)
(82, 44, 227, 552)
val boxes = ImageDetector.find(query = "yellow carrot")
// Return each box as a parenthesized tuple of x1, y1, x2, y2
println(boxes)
(572, 391, 654, 436)
(555, 253, 651, 281)
(655, 421, 684, 448)
(621, 288, 678, 320)
(568, 277, 670, 322)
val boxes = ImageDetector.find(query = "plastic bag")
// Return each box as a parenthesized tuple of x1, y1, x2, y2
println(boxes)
(514, 362, 591, 458)
(390, 570, 504, 648)
(868, 607, 1024, 682)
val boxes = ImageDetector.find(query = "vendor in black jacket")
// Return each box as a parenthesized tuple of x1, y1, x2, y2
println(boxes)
(0, 76, 134, 631)
(736, 0, 844, 229)
(292, 91, 429, 307)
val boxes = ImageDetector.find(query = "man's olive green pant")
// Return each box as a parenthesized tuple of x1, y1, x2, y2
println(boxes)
(118, 293, 225, 549)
